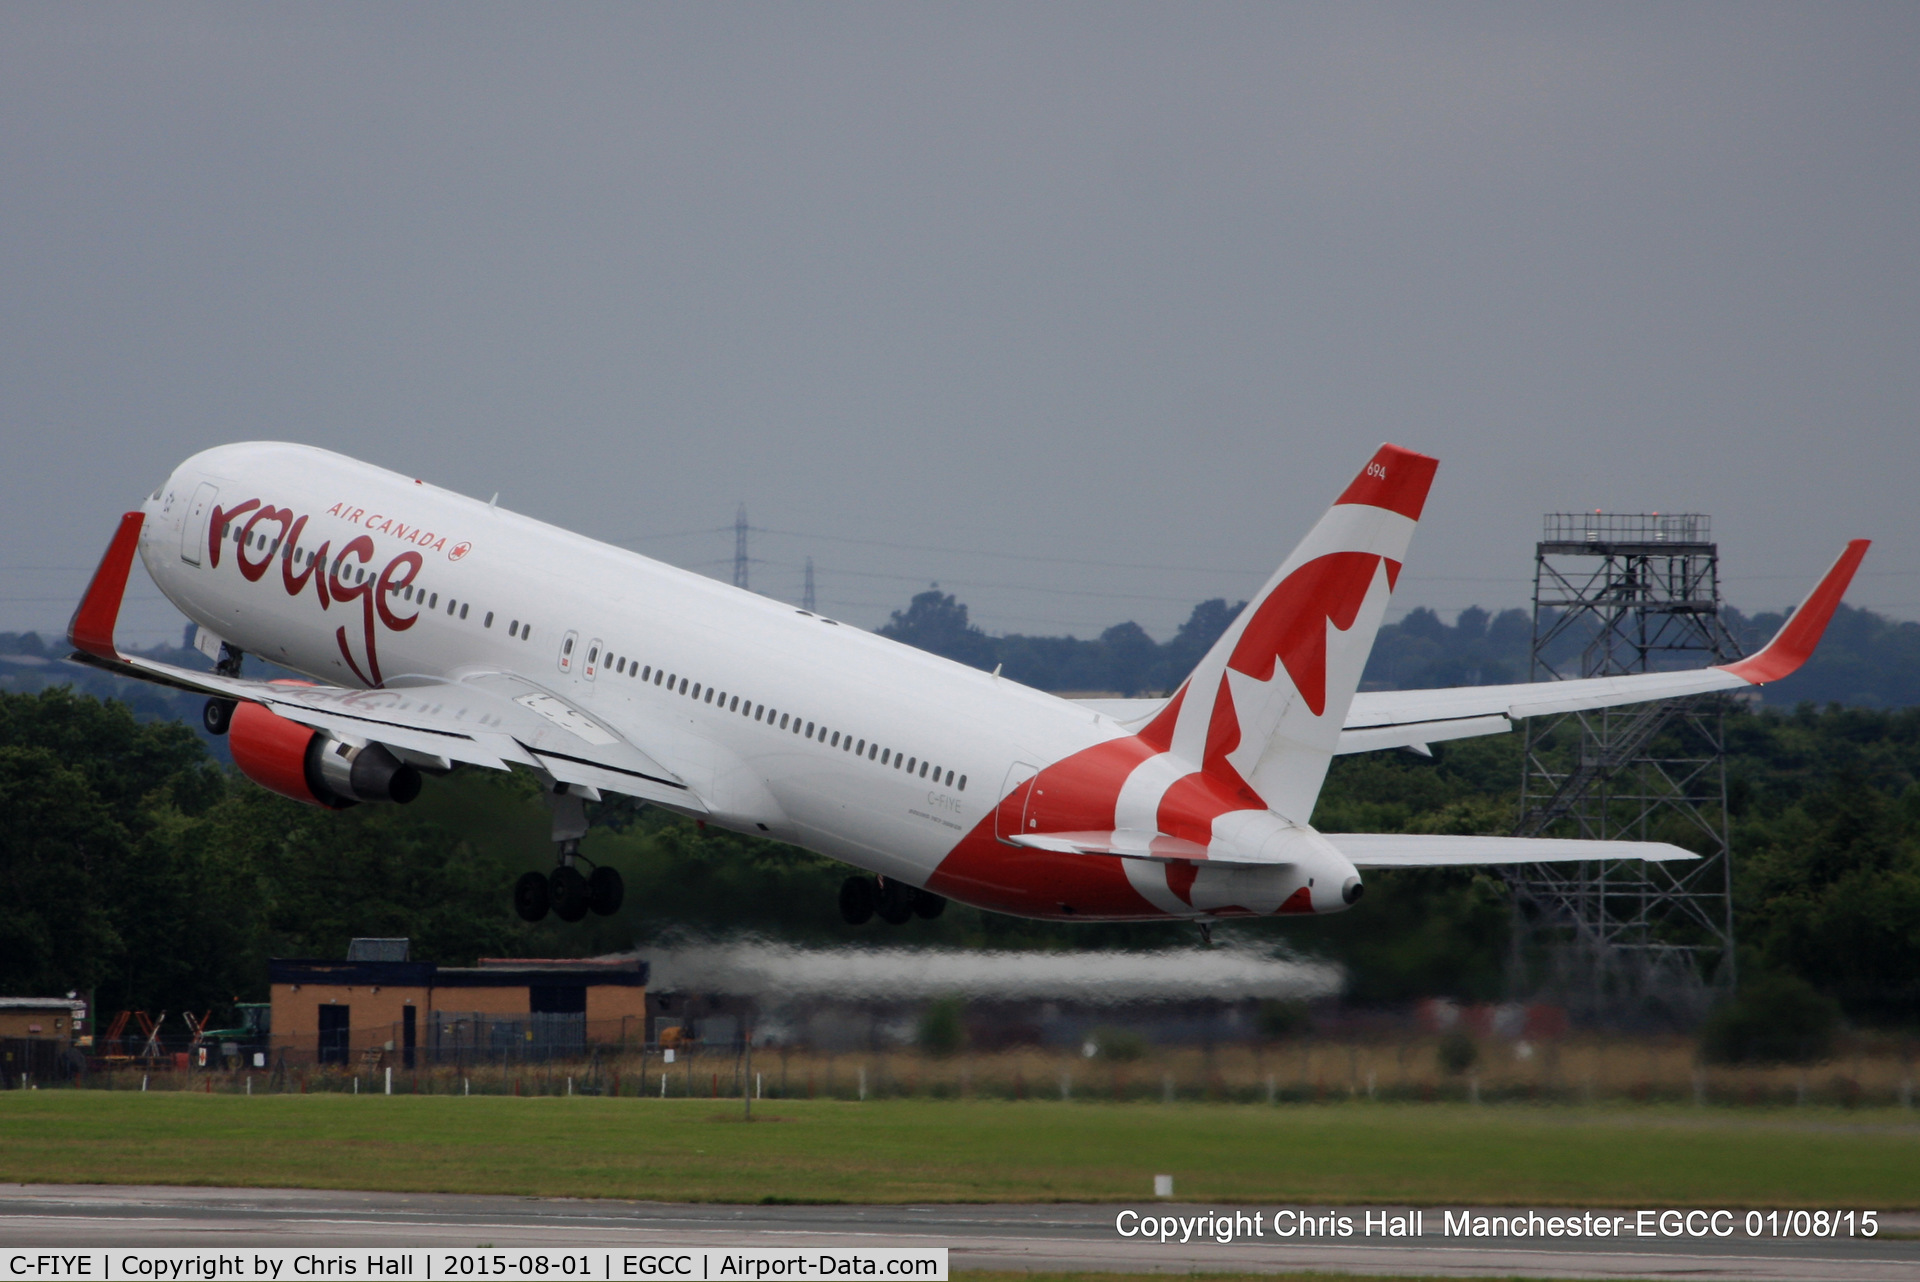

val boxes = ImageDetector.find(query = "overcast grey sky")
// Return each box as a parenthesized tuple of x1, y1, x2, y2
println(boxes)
(3, 3, 1915, 648)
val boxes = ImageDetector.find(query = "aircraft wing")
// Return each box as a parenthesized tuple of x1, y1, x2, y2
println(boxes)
(66, 513, 706, 812)
(1342, 539, 1867, 753)
(1074, 540, 1869, 756)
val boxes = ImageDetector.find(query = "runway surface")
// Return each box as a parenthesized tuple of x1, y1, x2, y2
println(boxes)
(1, 1185, 1916, 1281)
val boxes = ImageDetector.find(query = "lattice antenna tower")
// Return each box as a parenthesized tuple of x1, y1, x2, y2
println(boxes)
(802, 556, 816, 612)
(733, 504, 750, 590)
(1508, 512, 1743, 1028)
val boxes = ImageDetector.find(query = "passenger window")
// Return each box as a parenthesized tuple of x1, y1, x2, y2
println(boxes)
(679, 678, 688, 694)
(691, 683, 701, 699)
(805, 724, 814, 739)
(484, 612, 493, 628)
(829, 732, 840, 748)
(881, 750, 890, 765)
(705, 688, 714, 704)
(868, 744, 877, 760)
(459, 603, 469, 620)
(730, 696, 740, 712)
(430, 593, 439, 609)
(920, 762, 930, 778)
(906, 757, 915, 772)
(562, 637, 574, 655)
(508, 621, 518, 636)
(643, 666, 651, 680)
(958, 775, 967, 791)
(755, 707, 764, 721)
(844, 737, 853, 753)
(856, 739, 865, 755)
(944, 770, 953, 785)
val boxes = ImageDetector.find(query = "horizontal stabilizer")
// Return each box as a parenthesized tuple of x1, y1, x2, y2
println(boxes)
(1006, 829, 1215, 862)
(1323, 833, 1698, 868)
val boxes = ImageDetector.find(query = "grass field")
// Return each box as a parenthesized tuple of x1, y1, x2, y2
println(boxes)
(2, 1093, 1915, 1207)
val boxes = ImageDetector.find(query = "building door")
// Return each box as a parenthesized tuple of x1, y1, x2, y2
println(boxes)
(402, 1006, 416, 1070)
(317, 1004, 350, 1065)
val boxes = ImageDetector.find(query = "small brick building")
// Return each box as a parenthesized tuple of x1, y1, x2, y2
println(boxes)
(269, 942, 646, 1067)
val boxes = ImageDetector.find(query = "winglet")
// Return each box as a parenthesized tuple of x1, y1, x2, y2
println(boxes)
(67, 512, 145, 662)
(1716, 539, 1870, 685)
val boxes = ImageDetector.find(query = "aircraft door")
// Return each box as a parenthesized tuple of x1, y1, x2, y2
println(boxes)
(180, 482, 218, 566)
(557, 630, 580, 675)
(994, 761, 1040, 845)
(581, 638, 604, 695)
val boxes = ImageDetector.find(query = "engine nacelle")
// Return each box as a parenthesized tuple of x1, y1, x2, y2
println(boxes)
(228, 701, 422, 809)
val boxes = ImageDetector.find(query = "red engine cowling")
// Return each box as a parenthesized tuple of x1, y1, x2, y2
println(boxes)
(228, 702, 422, 809)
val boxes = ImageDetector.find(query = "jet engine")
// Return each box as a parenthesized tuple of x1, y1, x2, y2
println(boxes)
(228, 701, 422, 809)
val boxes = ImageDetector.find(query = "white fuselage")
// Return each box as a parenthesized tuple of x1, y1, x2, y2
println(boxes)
(137, 442, 1350, 922)
(141, 448, 1112, 880)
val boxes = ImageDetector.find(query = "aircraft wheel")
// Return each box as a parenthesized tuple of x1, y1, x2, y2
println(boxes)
(513, 871, 551, 922)
(876, 878, 916, 925)
(912, 888, 947, 920)
(838, 875, 876, 925)
(550, 866, 590, 923)
(203, 698, 236, 736)
(588, 865, 624, 916)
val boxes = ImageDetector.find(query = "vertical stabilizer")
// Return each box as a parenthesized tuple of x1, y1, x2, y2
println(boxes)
(1140, 445, 1437, 822)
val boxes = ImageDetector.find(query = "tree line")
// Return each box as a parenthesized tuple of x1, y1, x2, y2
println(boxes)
(875, 589, 1920, 707)
(2, 684, 1915, 1034)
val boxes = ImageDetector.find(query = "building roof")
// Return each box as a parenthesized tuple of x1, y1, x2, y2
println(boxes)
(640, 943, 1341, 1003)
(269, 958, 647, 988)
(0, 997, 86, 1013)
(269, 959, 436, 987)
(437, 961, 645, 988)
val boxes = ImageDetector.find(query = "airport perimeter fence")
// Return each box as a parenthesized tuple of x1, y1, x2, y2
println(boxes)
(45, 1036, 1920, 1109)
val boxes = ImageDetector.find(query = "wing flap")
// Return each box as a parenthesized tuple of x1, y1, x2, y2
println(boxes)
(1335, 713, 1512, 755)
(81, 653, 705, 811)
(1324, 833, 1698, 868)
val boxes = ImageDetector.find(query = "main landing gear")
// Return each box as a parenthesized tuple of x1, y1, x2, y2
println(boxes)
(514, 783, 624, 924)
(839, 875, 945, 926)
(514, 857, 623, 924)
(202, 642, 245, 736)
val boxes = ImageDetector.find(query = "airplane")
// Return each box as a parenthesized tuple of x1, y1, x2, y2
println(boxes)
(66, 442, 1867, 929)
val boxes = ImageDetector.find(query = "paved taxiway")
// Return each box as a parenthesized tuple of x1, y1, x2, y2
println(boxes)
(1, 1186, 1915, 1281)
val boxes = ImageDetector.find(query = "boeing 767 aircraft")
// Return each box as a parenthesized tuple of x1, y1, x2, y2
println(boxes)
(67, 443, 1867, 928)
